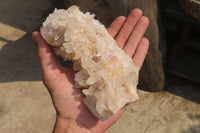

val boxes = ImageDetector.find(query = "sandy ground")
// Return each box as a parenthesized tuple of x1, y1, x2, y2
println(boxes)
(0, 0, 199, 133)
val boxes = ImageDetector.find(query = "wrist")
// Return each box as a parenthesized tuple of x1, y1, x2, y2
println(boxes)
(53, 116, 93, 133)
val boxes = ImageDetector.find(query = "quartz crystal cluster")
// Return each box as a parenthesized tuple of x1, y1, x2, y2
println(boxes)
(40, 6, 139, 120)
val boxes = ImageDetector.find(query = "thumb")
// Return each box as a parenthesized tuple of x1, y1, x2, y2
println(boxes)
(32, 31, 61, 77)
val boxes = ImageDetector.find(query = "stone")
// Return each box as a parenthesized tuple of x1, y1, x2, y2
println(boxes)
(40, 6, 140, 120)
(63, 0, 165, 91)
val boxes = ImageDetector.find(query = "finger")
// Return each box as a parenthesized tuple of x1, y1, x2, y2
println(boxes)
(107, 16, 126, 38)
(115, 8, 142, 48)
(32, 31, 61, 76)
(132, 38, 149, 68)
(123, 16, 149, 57)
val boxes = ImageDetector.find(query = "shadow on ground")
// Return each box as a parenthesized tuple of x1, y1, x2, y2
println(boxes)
(0, 33, 42, 82)
(0, 0, 54, 32)
(181, 125, 200, 133)
(165, 76, 200, 104)
(0, 0, 56, 82)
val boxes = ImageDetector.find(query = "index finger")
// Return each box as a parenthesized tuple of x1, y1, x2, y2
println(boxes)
(32, 31, 61, 76)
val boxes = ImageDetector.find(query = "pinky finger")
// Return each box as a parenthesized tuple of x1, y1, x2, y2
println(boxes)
(132, 38, 149, 68)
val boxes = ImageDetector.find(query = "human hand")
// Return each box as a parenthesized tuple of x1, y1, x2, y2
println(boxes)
(32, 8, 149, 133)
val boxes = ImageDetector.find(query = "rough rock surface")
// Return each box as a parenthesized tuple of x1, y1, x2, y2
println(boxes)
(40, 6, 139, 120)
(63, 0, 165, 91)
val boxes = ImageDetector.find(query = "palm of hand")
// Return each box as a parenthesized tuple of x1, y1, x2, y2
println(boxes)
(33, 9, 149, 133)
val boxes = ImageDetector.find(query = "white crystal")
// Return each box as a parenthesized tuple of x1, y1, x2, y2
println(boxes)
(40, 6, 139, 120)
